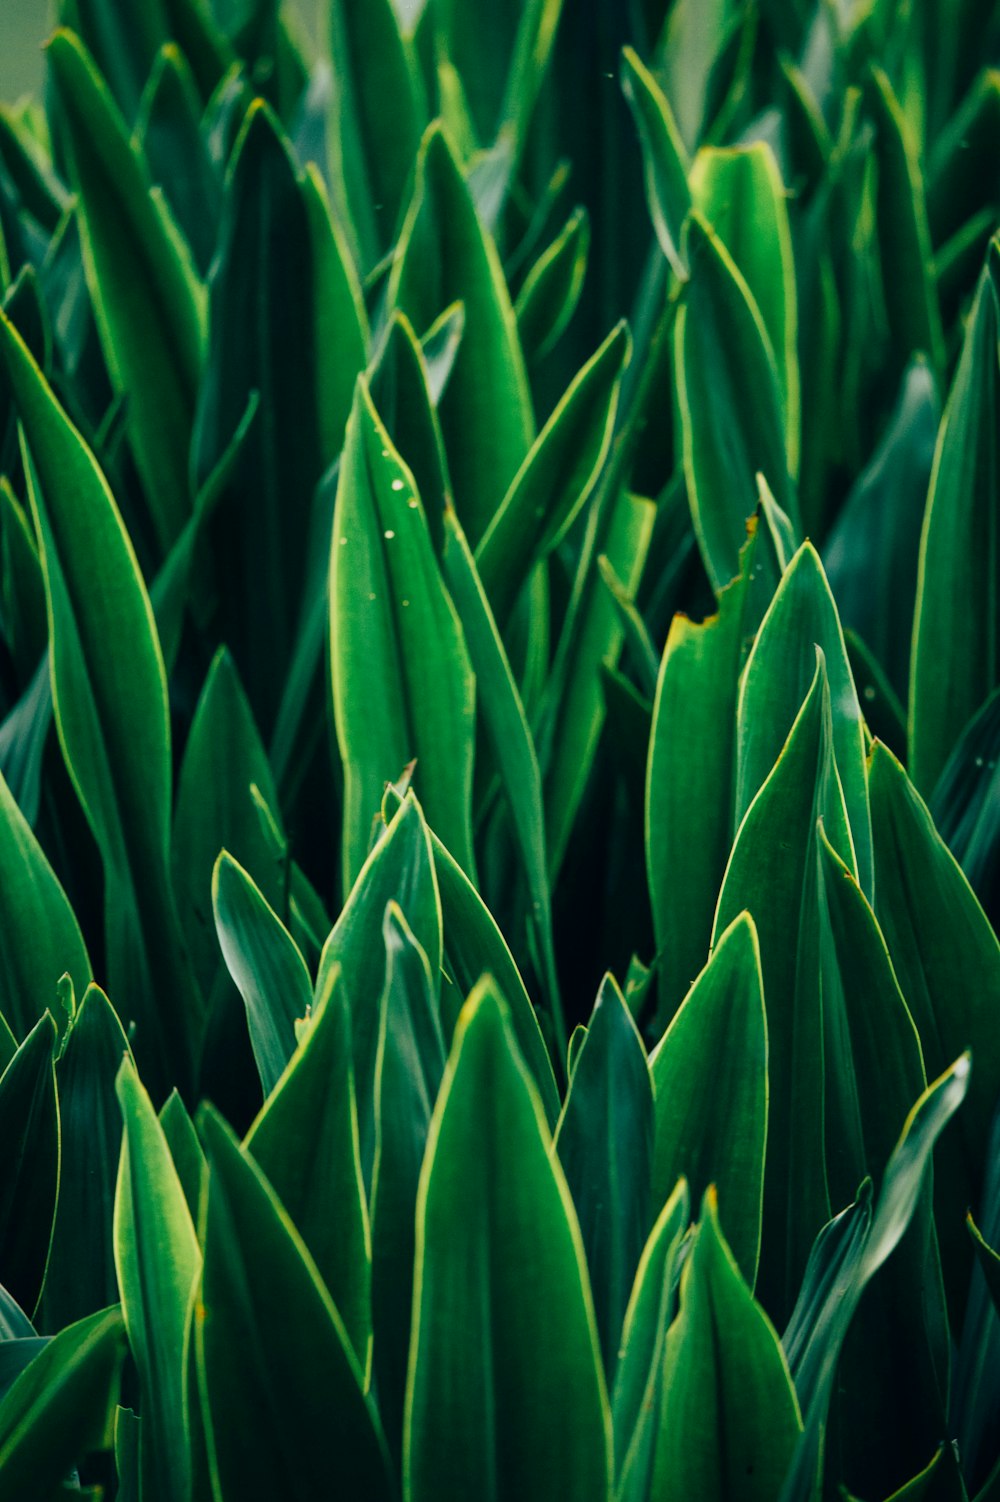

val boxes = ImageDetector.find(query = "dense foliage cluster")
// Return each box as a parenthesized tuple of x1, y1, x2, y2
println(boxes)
(0, 0, 998, 1497)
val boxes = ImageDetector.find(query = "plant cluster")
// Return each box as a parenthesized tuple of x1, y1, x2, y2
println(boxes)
(0, 0, 998, 1498)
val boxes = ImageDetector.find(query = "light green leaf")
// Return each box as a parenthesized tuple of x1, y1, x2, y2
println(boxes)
(114, 1056, 200, 1502)
(331, 376, 476, 888)
(690, 142, 799, 473)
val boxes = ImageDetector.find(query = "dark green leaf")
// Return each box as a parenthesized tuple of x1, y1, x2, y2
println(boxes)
(212, 851, 312, 1099)
(196, 1107, 393, 1501)
(650, 912, 767, 1284)
(405, 979, 611, 1502)
(0, 1015, 58, 1316)
(243, 963, 371, 1374)
(555, 975, 654, 1374)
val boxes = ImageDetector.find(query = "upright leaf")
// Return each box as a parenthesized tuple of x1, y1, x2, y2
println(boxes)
(620, 47, 690, 281)
(114, 1058, 200, 1502)
(869, 743, 1000, 1304)
(675, 211, 798, 593)
(736, 541, 873, 898)
(370, 902, 446, 1461)
(0, 308, 199, 1098)
(0, 765, 90, 1040)
(243, 964, 371, 1373)
(910, 248, 1000, 795)
(47, 30, 205, 557)
(650, 912, 767, 1284)
(389, 125, 533, 544)
(0, 1306, 124, 1502)
(331, 377, 476, 887)
(652, 1189, 803, 1501)
(196, 1108, 393, 1501)
(555, 976, 654, 1374)
(646, 527, 758, 1027)
(212, 851, 312, 1099)
(0, 1016, 58, 1316)
(405, 980, 612, 1502)
(44, 987, 129, 1331)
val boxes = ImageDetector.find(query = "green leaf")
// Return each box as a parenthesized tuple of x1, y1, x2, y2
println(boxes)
(158, 1090, 204, 1225)
(816, 829, 949, 1497)
(212, 851, 312, 1099)
(0, 305, 199, 1099)
(824, 358, 939, 706)
(57, 0, 173, 121)
(137, 43, 221, 277)
(515, 205, 589, 364)
(675, 210, 798, 593)
(196, 1107, 393, 1500)
(645, 527, 758, 1027)
(736, 541, 873, 898)
(542, 489, 656, 880)
(690, 142, 800, 473)
(910, 247, 1000, 795)
(652, 1188, 803, 1501)
(555, 975, 654, 1374)
(47, 29, 205, 558)
(441, 505, 559, 1022)
(383, 787, 561, 1125)
(370, 901, 446, 1463)
(44, 987, 129, 1330)
(656, 0, 736, 151)
(331, 376, 476, 888)
(434, 0, 562, 162)
(316, 791, 444, 1179)
(475, 322, 629, 630)
(173, 646, 285, 998)
(0, 764, 91, 1040)
(193, 98, 367, 731)
(779, 1057, 971, 1502)
(612, 1178, 690, 1502)
(620, 47, 690, 281)
(389, 125, 533, 545)
(866, 67, 945, 376)
(869, 743, 1000, 1307)
(405, 979, 612, 1502)
(650, 912, 767, 1284)
(0, 474, 47, 680)
(0, 1306, 124, 1502)
(329, 0, 426, 271)
(243, 963, 371, 1375)
(0, 1015, 58, 1316)
(114, 1056, 200, 1502)
(715, 654, 846, 1319)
